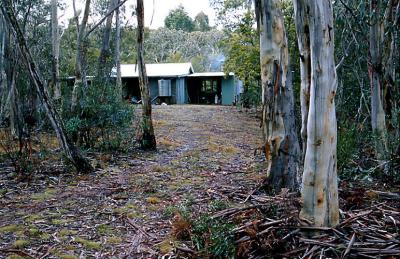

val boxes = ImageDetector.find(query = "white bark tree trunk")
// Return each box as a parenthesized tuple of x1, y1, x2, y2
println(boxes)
(97, 0, 117, 81)
(293, 0, 311, 161)
(115, 0, 122, 97)
(51, 0, 61, 101)
(1, 0, 93, 173)
(294, 0, 339, 227)
(369, 0, 388, 160)
(71, 0, 91, 113)
(255, 0, 300, 192)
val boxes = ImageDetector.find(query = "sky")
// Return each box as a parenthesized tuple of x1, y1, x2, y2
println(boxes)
(63, 0, 217, 29)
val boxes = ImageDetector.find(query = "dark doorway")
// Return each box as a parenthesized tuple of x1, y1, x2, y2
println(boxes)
(187, 77, 222, 104)
(122, 78, 141, 102)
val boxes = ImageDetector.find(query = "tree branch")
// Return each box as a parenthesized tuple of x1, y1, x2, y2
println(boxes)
(85, 0, 128, 38)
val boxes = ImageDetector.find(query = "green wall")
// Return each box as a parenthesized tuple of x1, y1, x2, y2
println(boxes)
(221, 76, 235, 105)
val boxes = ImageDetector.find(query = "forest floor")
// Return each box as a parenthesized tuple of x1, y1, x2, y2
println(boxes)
(0, 105, 266, 258)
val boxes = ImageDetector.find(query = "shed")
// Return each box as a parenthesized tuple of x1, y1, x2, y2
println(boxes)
(115, 62, 239, 105)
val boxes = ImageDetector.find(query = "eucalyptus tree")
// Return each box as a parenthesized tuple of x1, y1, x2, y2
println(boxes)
(136, 0, 156, 150)
(164, 5, 194, 32)
(255, 0, 300, 192)
(51, 0, 61, 102)
(97, 0, 117, 81)
(0, 0, 93, 173)
(115, 0, 122, 96)
(70, 0, 91, 112)
(293, 0, 339, 227)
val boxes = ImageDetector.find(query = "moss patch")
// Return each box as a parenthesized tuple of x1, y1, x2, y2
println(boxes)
(32, 188, 56, 202)
(13, 239, 29, 248)
(0, 224, 23, 233)
(74, 237, 101, 250)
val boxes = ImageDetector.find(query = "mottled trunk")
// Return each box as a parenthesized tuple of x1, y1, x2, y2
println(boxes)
(0, 15, 6, 119)
(1, 1, 93, 173)
(115, 0, 122, 97)
(97, 0, 117, 81)
(255, 0, 300, 192)
(369, 0, 388, 160)
(136, 0, 156, 150)
(51, 0, 61, 101)
(293, 0, 311, 161)
(294, 0, 339, 227)
(71, 0, 91, 113)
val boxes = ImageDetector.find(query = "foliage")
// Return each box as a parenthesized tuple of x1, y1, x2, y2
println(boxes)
(191, 214, 236, 258)
(164, 5, 195, 32)
(221, 11, 260, 106)
(64, 80, 133, 152)
(144, 28, 225, 72)
(194, 11, 211, 31)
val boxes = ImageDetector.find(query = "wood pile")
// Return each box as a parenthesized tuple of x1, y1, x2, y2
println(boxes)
(208, 188, 400, 258)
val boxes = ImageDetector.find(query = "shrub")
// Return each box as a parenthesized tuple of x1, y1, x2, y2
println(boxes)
(63, 80, 134, 151)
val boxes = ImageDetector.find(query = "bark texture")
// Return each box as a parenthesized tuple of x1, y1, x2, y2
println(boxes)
(294, 0, 339, 227)
(369, 0, 388, 159)
(1, 0, 93, 173)
(255, 0, 300, 192)
(136, 0, 156, 150)
(293, 0, 311, 160)
(115, 0, 122, 97)
(97, 0, 117, 81)
(51, 0, 61, 101)
(71, 0, 91, 112)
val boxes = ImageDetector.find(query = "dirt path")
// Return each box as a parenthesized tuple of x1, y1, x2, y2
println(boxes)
(0, 105, 264, 258)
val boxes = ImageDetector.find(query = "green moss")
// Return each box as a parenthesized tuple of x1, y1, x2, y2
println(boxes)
(0, 224, 23, 233)
(74, 237, 101, 250)
(156, 238, 176, 254)
(40, 233, 51, 240)
(28, 227, 42, 237)
(59, 255, 77, 259)
(32, 188, 56, 202)
(96, 224, 113, 235)
(51, 219, 69, 225)
(127, 212, 143, 219)
(13, 239, 29, 248)
(107, 236, 122, 244)
(146, 197, 161, 204)
(59, 229, 78, 237)
(25, 214, 43, 223)
(6, 255, 26, 259)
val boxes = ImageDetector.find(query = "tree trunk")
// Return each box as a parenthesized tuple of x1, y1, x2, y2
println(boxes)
(0, 15, 6, 121)
(294, 0, 339, 227)
(115, 0, 122, 97)
(369, 0, 388, 160)
(51, 0, 61, 102)
(0, 15, 4, 97)
(71, 0, 91, 113)
(97, 0, 117, 81)
(1, 0, 93, 174)
(293, 0, 311, 161)
(255, 0, 300, 192)
(136, 0, 156, 150)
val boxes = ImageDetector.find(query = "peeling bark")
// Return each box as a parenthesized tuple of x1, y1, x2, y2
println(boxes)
(136, 0, 156, 150)
(294, 0, 339, 227)
(1, 0, 93, 173)
(369, 0, 388, 160)
(293, 0, 311, 160)
(255, 0, 300, 192)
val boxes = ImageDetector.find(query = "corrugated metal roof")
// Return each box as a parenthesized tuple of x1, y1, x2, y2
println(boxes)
(115, 63, 194, 78)
(188, 72, 234, 77)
